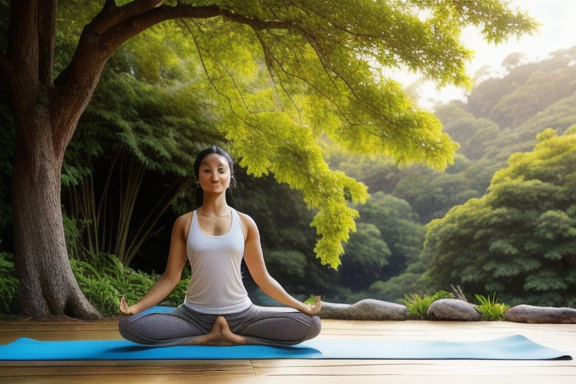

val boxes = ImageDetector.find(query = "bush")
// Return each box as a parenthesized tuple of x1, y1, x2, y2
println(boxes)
(0, 250, 191, 317)
(0, 252, 19, 314)
(71, 253, 191, 315)
(403, 290, 452, 319)
(71, 253, 155, 315)
(475, 293, 509, 321)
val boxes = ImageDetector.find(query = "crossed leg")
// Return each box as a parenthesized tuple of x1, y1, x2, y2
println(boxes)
(119, 306, 320, 346)
(183, 316, 247, 346)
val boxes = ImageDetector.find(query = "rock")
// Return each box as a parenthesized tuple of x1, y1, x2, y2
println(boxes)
(318, 302, 351, 319)
(505, 305, 576, 324)
(427, 298, 482, 321)
(320, 299, 410, 320)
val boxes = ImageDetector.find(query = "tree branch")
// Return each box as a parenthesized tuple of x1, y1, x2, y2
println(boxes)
(2, 0, 42, 120)
(92, 2, 295, 55)
(37, 0, 57, 87)
(50, 1, 298, 156)
(6, 0, 38, 68)
(90, 0, 168, 36)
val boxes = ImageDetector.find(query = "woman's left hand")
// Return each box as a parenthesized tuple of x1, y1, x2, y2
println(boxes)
(301, 295, 322, 316)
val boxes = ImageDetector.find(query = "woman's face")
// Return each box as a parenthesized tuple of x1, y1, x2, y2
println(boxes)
(197, 153, 232, 194)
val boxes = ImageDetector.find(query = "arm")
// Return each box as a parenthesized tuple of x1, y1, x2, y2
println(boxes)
(241, 214, 321, 316)
(120, 213, 190, 315)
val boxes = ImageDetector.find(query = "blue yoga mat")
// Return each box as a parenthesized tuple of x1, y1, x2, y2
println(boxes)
(0, 335, 570, 361)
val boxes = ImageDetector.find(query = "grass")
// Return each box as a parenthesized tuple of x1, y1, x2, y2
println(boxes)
(475, 293, 509, 321)
(403, 290, 453, 320)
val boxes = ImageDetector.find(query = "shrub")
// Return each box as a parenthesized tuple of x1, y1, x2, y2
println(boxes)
(71, 253, 155, 315)
(0, 252, 19, 314)
(403, 290, 452, 319)
(71, 253, 192, 315)
(475, 293, 509, 321)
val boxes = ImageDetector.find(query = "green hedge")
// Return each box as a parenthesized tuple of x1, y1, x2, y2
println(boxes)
(0, 252, 190, 316)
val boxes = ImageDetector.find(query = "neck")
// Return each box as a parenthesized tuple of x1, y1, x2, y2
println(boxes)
(199, 194, 229, 216)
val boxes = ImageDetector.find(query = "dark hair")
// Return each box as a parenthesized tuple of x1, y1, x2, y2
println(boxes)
(193, 145, 236, 207)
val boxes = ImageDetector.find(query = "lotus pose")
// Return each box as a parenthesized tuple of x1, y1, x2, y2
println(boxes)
(119, 145, 322, 346)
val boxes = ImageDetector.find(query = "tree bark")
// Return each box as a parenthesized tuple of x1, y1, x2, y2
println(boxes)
(1, 0, 93, 319)
(5, 0, 109, 319)
(12, 106, 101, 319)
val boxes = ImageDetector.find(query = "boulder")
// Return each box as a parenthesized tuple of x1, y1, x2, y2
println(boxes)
(320, 299, 410, 320)
(427, 298, 482, 321)
(505, 305, 576, 324)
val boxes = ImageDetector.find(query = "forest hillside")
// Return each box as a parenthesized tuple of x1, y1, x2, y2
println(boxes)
(330, 46, 576, 306)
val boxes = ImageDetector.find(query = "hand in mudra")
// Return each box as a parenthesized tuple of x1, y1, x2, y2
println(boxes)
(119, 296, 138, 315)
(302, 295, 322, 316)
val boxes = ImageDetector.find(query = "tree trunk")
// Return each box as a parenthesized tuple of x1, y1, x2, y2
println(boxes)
(12, 104, 100, 319)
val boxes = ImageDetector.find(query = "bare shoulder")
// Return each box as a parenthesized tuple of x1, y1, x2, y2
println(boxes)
(236, 210, 259, 238)
(174, 212, 193, 238)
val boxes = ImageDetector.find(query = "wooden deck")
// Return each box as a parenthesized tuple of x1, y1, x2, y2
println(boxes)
(1, 317, 574, 383)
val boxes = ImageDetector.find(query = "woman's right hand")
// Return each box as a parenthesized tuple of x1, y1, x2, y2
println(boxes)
(119, 296, 139, 315)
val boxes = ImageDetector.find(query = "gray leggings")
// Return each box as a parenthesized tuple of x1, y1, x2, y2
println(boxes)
(119, 305, 321, 346)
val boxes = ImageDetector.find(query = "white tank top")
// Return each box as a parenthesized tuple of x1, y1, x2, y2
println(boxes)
(184, 208, 252, 314)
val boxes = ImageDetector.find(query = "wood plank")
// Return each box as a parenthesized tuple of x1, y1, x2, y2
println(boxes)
(3, 374, 576, 384)
(1, 318, 574, 384)
(0, 360, 253, 376)
(252, 360, 576, 376)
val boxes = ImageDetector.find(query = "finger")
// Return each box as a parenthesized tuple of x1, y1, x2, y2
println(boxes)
(119, 297, 131, 314)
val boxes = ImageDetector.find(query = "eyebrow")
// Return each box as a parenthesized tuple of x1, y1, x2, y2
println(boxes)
(200, 159, 228, 167)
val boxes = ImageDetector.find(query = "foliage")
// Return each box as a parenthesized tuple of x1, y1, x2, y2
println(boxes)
(61, 30, 224, 266)
(233, 172, 319, 294)
(264, 250, 308, 280)
(403, 290, 452, 320)
(435, 104, 502, 161)
(303, 295, 319, 305)
(393, 48, 576, 226)
(423, 129, 576, 306)
(354, 192, 425, 273)
(71, 253, 190, 316)
(472, 48, 576, 129)
(0, 252, 19, 314)
(53, 0, 518, 270)
(0, 104, 14, 251)
(0, 249, 191, 316)
(474, 293, 509, 321)
(144, 0, 537, 268)
(0, 1, 546, 317)
(71, 254, 152, 315)
(320, 48, 576, 305)
(339, 223, 390, 290)
(368, 272, 426, 304)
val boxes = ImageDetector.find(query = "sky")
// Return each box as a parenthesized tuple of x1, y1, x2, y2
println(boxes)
(412, 0, 576, 109)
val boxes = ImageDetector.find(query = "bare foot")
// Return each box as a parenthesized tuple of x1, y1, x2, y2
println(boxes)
(184, 316, 246, 346)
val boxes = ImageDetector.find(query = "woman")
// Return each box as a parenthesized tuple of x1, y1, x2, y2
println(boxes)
(119, 145, 322, 346)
